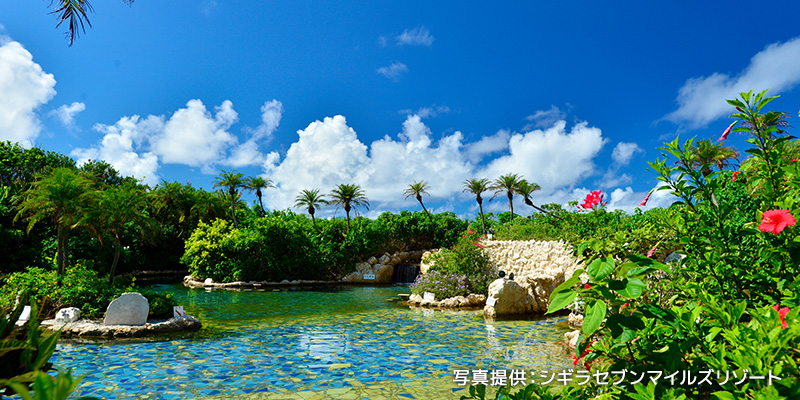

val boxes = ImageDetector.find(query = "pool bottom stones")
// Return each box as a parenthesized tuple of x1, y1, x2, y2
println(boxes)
(199, 376, 467, 399)
(52, 285, 572, 399)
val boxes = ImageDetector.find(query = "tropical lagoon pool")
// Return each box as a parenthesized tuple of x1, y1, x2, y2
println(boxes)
(52, 285, 573, 399)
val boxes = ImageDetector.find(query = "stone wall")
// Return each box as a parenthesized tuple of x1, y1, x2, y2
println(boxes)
(342, 250, 426, 283)
(481, 240, 583, 316)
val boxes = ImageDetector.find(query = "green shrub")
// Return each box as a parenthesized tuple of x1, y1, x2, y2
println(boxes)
(422, 229, 493, 294)
(0, 262, 131, 318)
(142, 290, 177, 319)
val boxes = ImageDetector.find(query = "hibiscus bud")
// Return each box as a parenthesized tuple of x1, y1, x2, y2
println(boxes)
(583, 283, 591, 289)
(638, 189, 653, 207)
(718, 121, 737, 141)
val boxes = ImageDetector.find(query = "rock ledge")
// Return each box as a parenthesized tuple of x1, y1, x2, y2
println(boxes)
(41, 315, 202, 338)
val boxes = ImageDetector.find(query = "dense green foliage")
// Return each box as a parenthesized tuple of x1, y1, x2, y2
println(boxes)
(466, 90, 800, 399)
(182, 209, 469, 282)
(0, 300, 99, 400)
(0, 263, 175, 319)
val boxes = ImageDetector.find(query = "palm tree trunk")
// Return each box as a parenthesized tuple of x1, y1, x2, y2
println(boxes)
(418, 200, 433, 224)
(345, 211, 351, 232)
(56, 224, 67, 276)
(258, 195, 265, 214)
(478, 202, 486, 234)
(230, 195, 239, 229)
(507, 192, 514, 220)
(109, 235, 121, 284)
(310, 207, 319, 231)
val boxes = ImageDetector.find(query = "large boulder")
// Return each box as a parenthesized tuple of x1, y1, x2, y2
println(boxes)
(419, 249, 440, 275)
(482, 240, 584, 314)
(55, 307, 81, 324)
(103, 292, 149, 326)
(484, 278, 534, 317)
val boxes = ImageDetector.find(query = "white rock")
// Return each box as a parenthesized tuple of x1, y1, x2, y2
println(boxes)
(378, 254, 391, 265)
(565, 329, 580, 349)
(367, 256, 378, 265)
(484, 278, 533, 317)
(204, 278, 214, 285)
(103, 292, 150, 326)
(55, 307, 81, 323)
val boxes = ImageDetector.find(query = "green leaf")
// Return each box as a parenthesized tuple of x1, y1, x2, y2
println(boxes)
(546, 290, 577, 315)
(712, 391, 736, 400)
(586, 257, 614, 281)
(615, 278, 645, 299)
(582, 300, 607, 336)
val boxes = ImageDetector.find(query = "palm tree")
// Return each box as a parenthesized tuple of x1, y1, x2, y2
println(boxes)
(14, 167, 94, 275)
(687, 139, 740, 177)
(213, 171, 245, 229)
(49, 0, 134, 46)
(190, 189, 228, 223)
(516, 179, 562, 220)
(463, 178, 490, 234)
(328, 184, 369, 232)
(295, 189, 327, 230)
(245, 176, 273, 214)
(89, 181, 156, 283)
(490, 173, 522, 220)
(516, 179, 545, 213)
(404, 181, 433, 224)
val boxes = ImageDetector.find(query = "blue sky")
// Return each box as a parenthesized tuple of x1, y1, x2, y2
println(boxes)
(3, 1, 800, 218)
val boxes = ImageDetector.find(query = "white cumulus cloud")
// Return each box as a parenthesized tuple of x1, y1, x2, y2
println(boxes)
(224, 99, 283, 167)
(0, 40, 56, 145)
(72, 115, 162, 185)
(263, 114, 474, 214)
(611, 142, 643, 165)
(377, 62, 409, 80)
(480, 120, 607, 195)
(666, 36, 800, 127)
(75, 98, 280, 183)
(396, 26, 434, 47)
(49, 102, 86, 129)
(465, 129, 510, 163)
(150, 99, 238, 169)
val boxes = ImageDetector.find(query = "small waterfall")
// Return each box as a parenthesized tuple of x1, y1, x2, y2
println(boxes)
(393, 263, 420, 284)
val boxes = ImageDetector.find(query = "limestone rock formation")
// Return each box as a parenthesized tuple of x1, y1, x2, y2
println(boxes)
(481, 240, 582, 315)
(103, 292, 149, 326)
(483, 278, 536, 317)
(342, 250, 426, 283)
(406, 293, 485, 309)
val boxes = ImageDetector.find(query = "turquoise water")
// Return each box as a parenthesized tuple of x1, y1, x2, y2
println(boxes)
(52, 285, 572, 399)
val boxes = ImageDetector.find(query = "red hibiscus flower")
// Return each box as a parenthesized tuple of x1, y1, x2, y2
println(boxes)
(732, 171, 740, 182)
(773, 304, 790, 329)
(759, 209, 796, 235)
